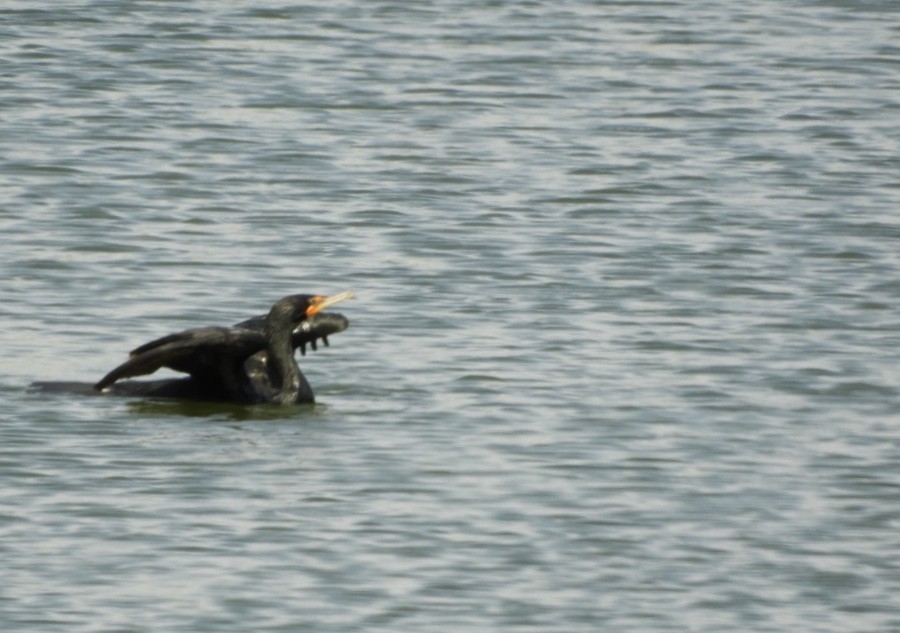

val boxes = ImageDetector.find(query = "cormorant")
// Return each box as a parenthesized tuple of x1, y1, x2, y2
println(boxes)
(36, 292, 352, 404)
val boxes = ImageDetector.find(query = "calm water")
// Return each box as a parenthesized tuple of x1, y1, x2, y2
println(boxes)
(2, 1, 899, 631)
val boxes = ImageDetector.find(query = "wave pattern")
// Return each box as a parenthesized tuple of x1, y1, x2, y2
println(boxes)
(2, 1, 899, 631)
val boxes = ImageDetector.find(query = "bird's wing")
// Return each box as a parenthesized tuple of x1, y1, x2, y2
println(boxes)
(96, 312, 350, 391)
(234, 311, 350, 356)
(292, 312, 349, 355)
(95, 326, 264, 390)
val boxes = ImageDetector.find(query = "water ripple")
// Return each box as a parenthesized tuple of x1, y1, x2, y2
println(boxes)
(2, 1, 899, 631)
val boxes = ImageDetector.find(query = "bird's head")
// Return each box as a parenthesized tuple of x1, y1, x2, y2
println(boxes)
(267, 291, 355, 329)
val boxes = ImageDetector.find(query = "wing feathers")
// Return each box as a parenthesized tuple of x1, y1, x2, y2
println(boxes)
(95, 327, 263, 390)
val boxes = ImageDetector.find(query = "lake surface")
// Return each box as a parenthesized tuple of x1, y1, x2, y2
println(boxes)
(2, 2, 899, 631)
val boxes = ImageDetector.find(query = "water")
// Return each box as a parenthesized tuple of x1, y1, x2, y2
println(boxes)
(2, 1, 899, 631)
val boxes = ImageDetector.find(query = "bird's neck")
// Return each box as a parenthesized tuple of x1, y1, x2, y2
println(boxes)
(266, 327, 313, 404)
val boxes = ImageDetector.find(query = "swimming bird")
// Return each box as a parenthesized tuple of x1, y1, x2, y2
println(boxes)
(93, 292, 353, 404)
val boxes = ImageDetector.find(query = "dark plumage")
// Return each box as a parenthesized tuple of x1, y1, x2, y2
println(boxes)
(92, 292, 352, 404)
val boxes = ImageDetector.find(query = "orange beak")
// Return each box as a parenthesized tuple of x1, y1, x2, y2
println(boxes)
(305, 291, 355, 317)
